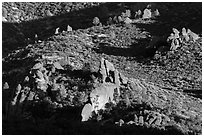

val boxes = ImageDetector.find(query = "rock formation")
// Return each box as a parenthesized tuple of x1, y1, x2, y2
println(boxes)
(143, 8, 152, 19)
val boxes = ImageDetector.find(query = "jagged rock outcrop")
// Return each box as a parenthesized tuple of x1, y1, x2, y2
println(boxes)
(167, 27, 200, 51)
(81, 58, 201, 133)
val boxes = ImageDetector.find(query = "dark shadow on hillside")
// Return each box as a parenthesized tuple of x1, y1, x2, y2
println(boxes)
(183, 89, 202, 99)
(94, 38, 158, 58)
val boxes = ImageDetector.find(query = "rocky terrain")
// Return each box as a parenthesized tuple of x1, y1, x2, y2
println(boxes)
(2, 2, 202, 135)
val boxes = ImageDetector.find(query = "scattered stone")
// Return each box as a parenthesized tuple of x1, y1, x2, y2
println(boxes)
(16, 84, 22, 93)
(67, 25, 72, 32)
(2, 17, 7, 22)
(32, 62, 43, 70)
(2, 7, 7, 18)
(181, 28, 189, 42)
(55, 27, 60, 35)
(118, 16, 123, 23)
(172, 28, 180, 39)
(187, 29, 200, 41)
(45, 10, 54, 16)
(139, 116, 144, 125)
(3, 82, 9, 89)
(135, 10, 142, 18)
(119, 119, 125, 126)
(81, 103, 93, 121)
(134, 114, 138, 123)
(93, 17, 100, 26)
(125, 9, 131, 18)
(35, 70, 44, 79)
(24, 76, 30, 83)
(127, 120, 135, 125)
(124, 17, 132, 24)
(154, 115, 162, 126)
(143, 8, 152, 19)
(154, 9, 160, 16)
(113, 16, 118, 24)
(53, 62, 64, 70)
(107, 17, 113, 25)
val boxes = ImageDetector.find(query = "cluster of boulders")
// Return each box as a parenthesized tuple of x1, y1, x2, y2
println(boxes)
(167, 28, 200, 51)
(55, 25, 73, 35)
(115, 110, 170, 128)
(106, 5, 160, 26)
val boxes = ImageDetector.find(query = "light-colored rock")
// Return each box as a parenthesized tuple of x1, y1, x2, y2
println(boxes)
(35, 70, 44, 79)
(45, 10, 54, 16)
(134, 114, 138, 123)
(3, 82, 9, 89)
(55, 27, 60, 34)
(181, 28, 189, 42)
(135, 10, 142, 18)
(32, 62, 43, 70)
(170, 39, 180, 51)
(172, 28, 180, 39)
(139, 116, 144, 125)
(125, 9, 131, 18)
(154, 9, 160, 16)
(90, 83, 117, 113)
(124, 17, 132, 24)
(187, 29, 200, 41)
(118, 16, 123, 23)
(99, 58, 106, 83)
(93, 17, 100, 26)
(143, 8, 152, 19)
(16, 84, 22, 93)
(119, 119, 125, 126)
(81, 103, 92, 121)
(127, 120, 135, 125)
(53, 62, 64, 70)
(24, 76, 29, 82)
(2, 17, 7, 22)
(104, 59, 115, 76)
(67, 25, 72, 32)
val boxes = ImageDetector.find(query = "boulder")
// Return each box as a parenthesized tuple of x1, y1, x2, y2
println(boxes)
(143, 9, 152, 19)
(138, 116, 144, 125)
(93, 17, 100, 26)
(124, 17, 132, 24)
(3, 82, 9, 89)
(32, 62, 43, 70)
(81, 103, 93, 121)
(55, 27, 60, 35)
(67, 25, 72, 32)
(181, 28, 189, 42)
(135, 10, 142, 18)
(187, 29, 200, 41)
(53, 62, 64, 70)
(134, 114, 138, 123)
(154, 9, 160, 16)
(24, 76, 30, 83)
(90, 83, 117, 113)
(118, 16, 123, 23)
(172, 28, 180, 39)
